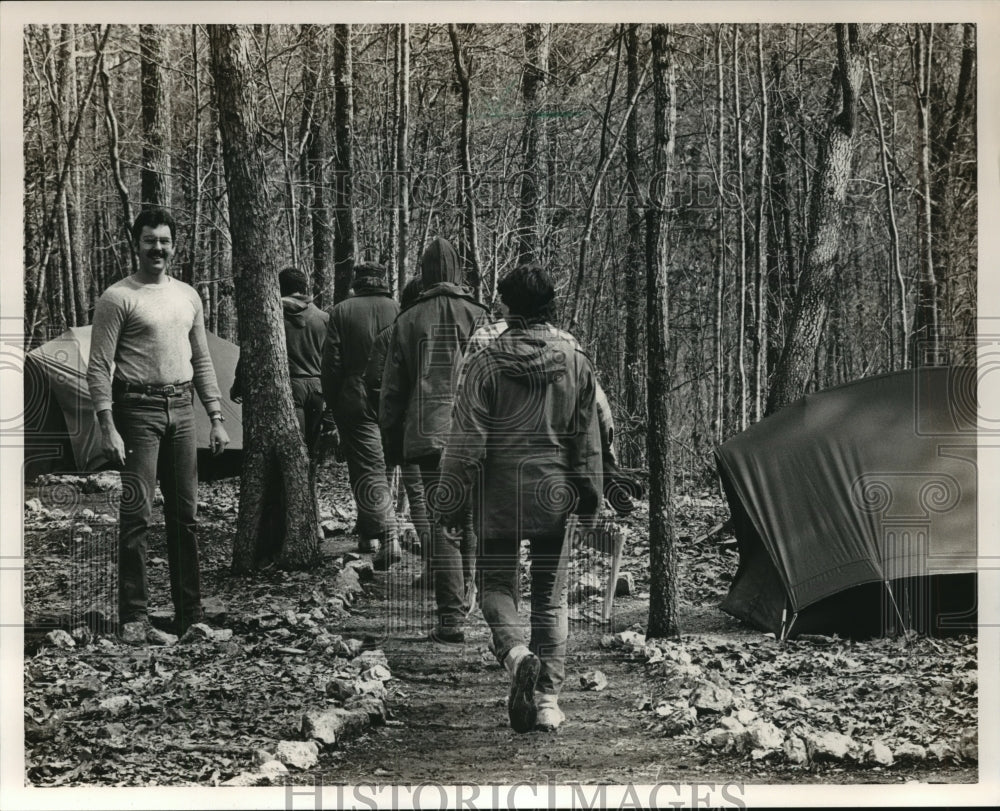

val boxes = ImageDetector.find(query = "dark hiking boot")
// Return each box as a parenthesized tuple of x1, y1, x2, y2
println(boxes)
(358, 537, 381, 554)
(507, 652, 540, 733)
(428, 626, 465, 645)
(373, 539, 403, 570)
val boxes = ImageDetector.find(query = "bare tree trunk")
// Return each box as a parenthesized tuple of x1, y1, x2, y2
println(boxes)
(208, 24, 319, 572)
(396, 23, 410, 295)
(911, 23, 938, 366)
(868, 54, 907, 369)
(99, 47, 136, 275)
(299, 26, 332, 305)
(767, 25, 876, 414)
(646, 23, 678, 640)
(623, 24, 643, 462)
(732, 26, 749, 431)
(187, 25, 203, 288)
(332, 24, 355, 304)
(752, 27, 769, 421)
(569, 49, 649, 332)
(140, 24, 172, 208)
(26, 24, 109, 339)
(517, 23, 550, 266)
(712, 27, 726, 444)
(448, 24, 483, 299)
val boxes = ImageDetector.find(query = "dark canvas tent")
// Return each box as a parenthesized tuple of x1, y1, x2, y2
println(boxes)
(715, 367, 976, 638)
(22, 326, 243, 481)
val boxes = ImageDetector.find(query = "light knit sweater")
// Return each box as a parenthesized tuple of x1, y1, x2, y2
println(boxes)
(87, 275, 222, 413)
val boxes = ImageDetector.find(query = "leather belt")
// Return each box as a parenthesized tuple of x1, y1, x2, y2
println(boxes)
(113, 379, 193, 396)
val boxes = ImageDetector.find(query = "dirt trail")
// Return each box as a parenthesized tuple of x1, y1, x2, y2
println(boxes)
(312, 560, 975, 787)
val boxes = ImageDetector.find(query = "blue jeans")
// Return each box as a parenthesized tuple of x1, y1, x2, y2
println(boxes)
(113, 390, 202, 626)
(480, 533, 570, 695)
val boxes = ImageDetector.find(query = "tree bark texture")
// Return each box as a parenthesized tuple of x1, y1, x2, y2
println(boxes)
(766, 24, 874, 414)
(449, 24, 484, 300)
(622, 24, 644, 462)
(517, 23, 550, 266)
(645, 24, 678, 640)
(396, 24, 410, 296)
(332, 24, 356, 304)
(139, 24, 172, 208)
(208, 24, 319, 572)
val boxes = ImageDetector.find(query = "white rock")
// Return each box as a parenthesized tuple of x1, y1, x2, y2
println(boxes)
(301, 707, 368, 747)
(690, 680, 734, 714)
(253, 749, 276, 766)
(958, 729, 978, 761)
(780, 691, 812, 710)
(893, 741, 927, 761)
(259, 760, 290, 782)
(871, 740, 894, 765)
(221, 771, 267, 787)
(735, 708, 757, 725)
(747, 720, 784, 751)
(25, 498, 43, 513)
(275, 740, 319, 771)
(719, 716, 746, 733)
(705, 727, 734, 749)
(804, 730, 854, 762)
(580, 670, 608, 691)
(100, 696, 132, 715)
(613, 630, 646, 650)
(783, 735, 809, 765)
(360, 664, 392, 682)
(45, 629, 76, 649)
(927, 741, 953, 762)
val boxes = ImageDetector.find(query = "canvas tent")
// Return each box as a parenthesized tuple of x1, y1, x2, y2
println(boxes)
(715, 367, 976, 638)
(22, 326, 243, 481)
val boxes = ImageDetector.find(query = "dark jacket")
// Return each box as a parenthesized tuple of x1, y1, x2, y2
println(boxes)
(322, 282, 400, 423)
(364, 324, 393, 409)
(379, 238, 489, 463)
(440, 324, 604, 539)
(231, 294, 329, 404)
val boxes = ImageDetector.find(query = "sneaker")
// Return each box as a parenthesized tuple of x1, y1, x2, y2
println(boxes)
(428, 626, 465, 645)
(507, 652, 541, 733)
(373, 539, 403, 571)
(535, 695, 565, 731)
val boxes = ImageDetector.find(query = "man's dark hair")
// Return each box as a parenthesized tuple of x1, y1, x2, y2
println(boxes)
(401, 276, 423, 309)
(498, 264, 557, 324)
(279, 267, 308, 296)
(131, 208, 176, 244)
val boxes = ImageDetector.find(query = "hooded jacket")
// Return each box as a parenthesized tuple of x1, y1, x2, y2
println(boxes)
(440, 324, 603, 539)
(322, 280, 400, 423)
(230, 293, 328, 403)
(379, 238, 489, 463)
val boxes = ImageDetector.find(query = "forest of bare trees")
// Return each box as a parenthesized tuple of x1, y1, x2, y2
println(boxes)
(23, 22, 977, 475)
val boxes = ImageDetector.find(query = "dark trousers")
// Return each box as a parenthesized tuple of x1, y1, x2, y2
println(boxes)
(113, 390, 202, 626)
(335, 411, 397, 541)
(415, 454, 477, 628)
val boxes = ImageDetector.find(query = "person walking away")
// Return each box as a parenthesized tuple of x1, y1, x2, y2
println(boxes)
(231, 267, 329, 540)
(380, 237, 489, 644)
(440, 264, 603, 732)
(87, 208, 230, 644)
(364, 276, 428, 558)
(322, 262, 401, 568)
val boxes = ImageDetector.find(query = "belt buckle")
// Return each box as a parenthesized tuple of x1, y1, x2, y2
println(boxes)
(162, 385, 176, 396)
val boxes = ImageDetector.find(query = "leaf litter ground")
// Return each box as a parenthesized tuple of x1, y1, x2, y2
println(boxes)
(22, 462, 977, 786)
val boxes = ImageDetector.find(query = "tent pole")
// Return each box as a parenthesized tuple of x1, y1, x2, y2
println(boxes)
(883, 579, 907, 636)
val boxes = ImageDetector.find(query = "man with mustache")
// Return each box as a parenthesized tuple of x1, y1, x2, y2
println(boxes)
(88, 208, 229, 644)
